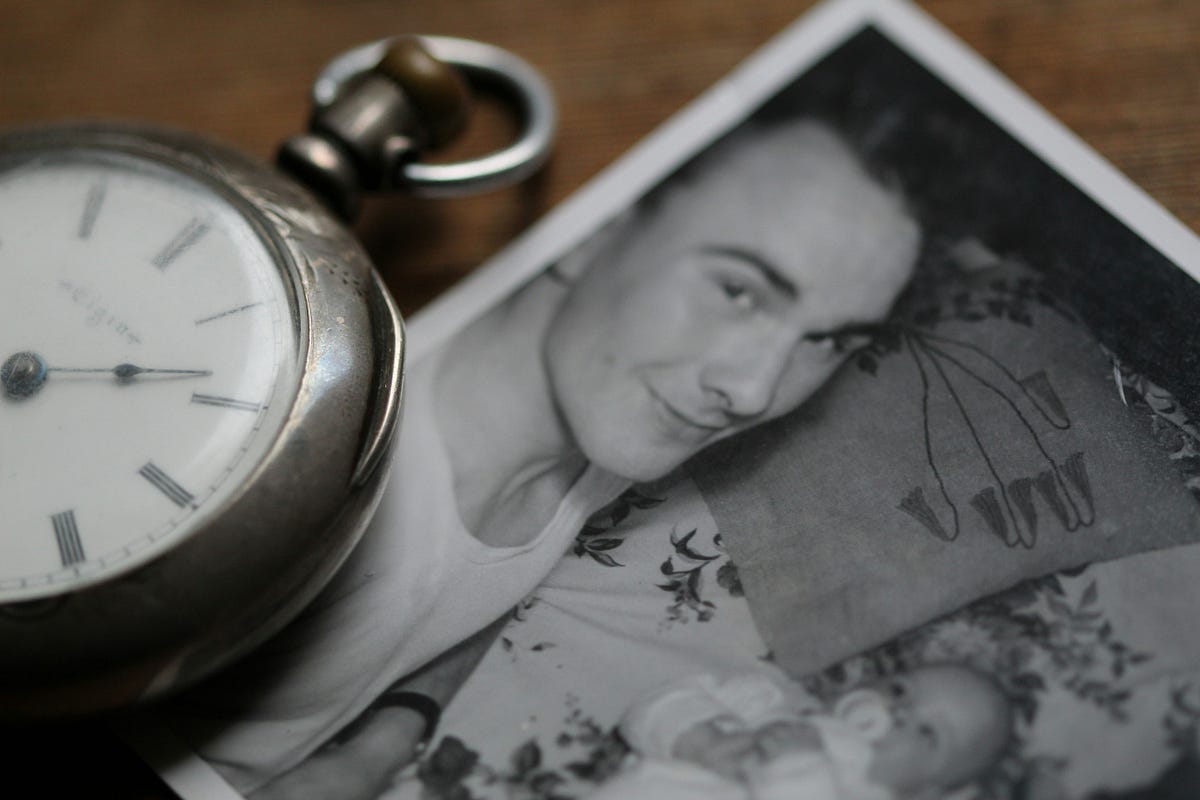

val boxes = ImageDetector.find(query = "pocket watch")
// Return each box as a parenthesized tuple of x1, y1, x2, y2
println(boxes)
(0, 36, 554, 719)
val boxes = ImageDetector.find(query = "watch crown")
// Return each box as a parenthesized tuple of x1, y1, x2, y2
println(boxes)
(278, 36, 472, 221)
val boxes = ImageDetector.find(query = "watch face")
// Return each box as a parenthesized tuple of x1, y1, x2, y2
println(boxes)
(0, 149, 302, 602)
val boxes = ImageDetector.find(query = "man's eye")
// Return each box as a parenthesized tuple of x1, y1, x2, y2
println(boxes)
(805, 326, 880, 354)
(719, 278, 755, 309)
(888, 679, 908, 699)
(918, 723, 938, 748)
(802, 332, 840, 353)
(837, 334, 872, 353)
(817, 336, 839, 352)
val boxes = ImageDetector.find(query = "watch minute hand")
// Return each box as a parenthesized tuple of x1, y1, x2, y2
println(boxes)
(47, 364, 213, 381)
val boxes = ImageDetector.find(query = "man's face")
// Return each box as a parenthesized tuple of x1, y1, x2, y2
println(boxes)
(544, 122, 919, 482)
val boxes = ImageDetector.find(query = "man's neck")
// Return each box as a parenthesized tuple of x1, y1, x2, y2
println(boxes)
(433, 275, 589, 545)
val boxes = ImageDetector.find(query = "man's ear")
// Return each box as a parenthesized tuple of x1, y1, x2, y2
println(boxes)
(551, 206, 637, 283)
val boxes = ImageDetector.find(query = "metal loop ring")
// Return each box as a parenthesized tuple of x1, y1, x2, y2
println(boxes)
(313, 36, 557, 198)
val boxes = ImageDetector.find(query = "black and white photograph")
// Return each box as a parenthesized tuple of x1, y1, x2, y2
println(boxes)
(133, 1, 1200, 798)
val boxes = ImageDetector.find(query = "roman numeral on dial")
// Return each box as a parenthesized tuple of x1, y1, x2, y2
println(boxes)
(139, 462, 196, 508)
(78, 183, 106, 239)
(152, 218, 210, 270)
(51, 510, 85, 566)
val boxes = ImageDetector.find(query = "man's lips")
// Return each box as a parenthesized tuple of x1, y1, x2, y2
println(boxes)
(645, 385, 727, 433)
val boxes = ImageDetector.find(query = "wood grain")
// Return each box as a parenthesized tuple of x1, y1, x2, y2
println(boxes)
(0, 1, 1196, 795)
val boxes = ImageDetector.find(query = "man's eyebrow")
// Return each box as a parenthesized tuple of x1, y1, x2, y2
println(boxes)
(700, 245, 798, 300)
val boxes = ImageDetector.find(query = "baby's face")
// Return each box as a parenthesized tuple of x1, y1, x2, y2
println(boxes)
(858, 664, 1010, 796)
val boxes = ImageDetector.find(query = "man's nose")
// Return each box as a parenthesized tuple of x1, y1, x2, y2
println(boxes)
(699, 338, 792, 418)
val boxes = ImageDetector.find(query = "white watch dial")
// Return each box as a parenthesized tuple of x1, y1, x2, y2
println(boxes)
(0, 151, 301, 601)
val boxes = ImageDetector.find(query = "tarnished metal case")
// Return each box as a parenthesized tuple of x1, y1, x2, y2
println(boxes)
(0, 124, 404, 718)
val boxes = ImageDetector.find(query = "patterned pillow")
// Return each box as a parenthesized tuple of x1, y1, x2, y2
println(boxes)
(691, 256, 1200, 679)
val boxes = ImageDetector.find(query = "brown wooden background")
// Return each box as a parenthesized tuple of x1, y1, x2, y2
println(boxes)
(0, 1, 1196, 795)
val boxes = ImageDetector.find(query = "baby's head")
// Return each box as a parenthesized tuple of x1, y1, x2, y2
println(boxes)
(846, 663, 1012, 799)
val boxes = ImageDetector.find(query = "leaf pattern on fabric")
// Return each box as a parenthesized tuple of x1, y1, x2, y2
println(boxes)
(1163, 682, 1200, 754)
(656, 527, 723, 628)
(716, 560, 744, 597)
(572, 488, 665, 568)
(1110, 353, 1200, 502)
(418, 737, 482, 800)
(573, 487, 743, 629)
(556, 704, 629, 786)
(416, 706, 628, 800)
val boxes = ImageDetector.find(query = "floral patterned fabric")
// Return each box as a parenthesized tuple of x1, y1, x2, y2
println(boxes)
(381, 317, 1200, 800)
(382, 477, 764, 800)
(390, 507, 1200, 800)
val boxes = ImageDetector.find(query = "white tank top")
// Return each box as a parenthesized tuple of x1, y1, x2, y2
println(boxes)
(171, 351, 628, 793)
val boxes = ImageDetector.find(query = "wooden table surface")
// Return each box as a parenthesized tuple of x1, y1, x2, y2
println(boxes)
(1, 0, 1196, 796)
